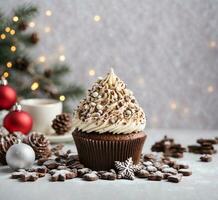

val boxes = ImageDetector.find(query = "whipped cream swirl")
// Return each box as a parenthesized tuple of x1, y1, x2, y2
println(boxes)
(72, 69, 146, 134)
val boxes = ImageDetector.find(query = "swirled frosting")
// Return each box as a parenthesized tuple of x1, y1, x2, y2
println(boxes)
(72, 69, 146, 134)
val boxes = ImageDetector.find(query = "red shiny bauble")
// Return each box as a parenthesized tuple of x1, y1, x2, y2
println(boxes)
(0, 84, 17, 110)
(3, 110, 33, 135)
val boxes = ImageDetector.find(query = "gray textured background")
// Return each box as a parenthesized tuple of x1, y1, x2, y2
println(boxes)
(1, 0, 218, 129)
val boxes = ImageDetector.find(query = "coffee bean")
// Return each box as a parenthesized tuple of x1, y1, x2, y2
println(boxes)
(200, 154, 212, 162)
(77, 168, 92, 177)
(83, 172, 99, 181)
(197, 138, 217, 145)
(135, 169, 149, 178)
(178, 169, 192, 176)
(146, 166, 157, 173)
(168, 174, 183, 183)
(98, 171, 116, 180)
(43, 160, 60, 169)
(174, 163, 189, 170)
(143, 161, 153, 167)
(143, 154, 156, 162)
(163, 173, 172, 179)
(162, 167, 177, 175)
(148, 171, 163, 181)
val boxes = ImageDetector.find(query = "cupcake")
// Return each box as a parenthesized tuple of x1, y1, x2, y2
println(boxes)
(72, 69, 147, 170)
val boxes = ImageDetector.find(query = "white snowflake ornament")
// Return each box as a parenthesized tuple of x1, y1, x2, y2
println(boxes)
(115, 157, 140, 180)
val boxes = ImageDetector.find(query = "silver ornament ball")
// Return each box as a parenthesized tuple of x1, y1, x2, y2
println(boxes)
(6, 143, 35, 170)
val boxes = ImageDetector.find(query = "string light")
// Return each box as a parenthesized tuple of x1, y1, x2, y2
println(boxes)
(209, 41, 216, 48)
(45, 10, 52, 16)
(6, 62, 12, 68)
(58, 45, 65, 52)
(3, 72, 9, 78)
(38, 56, 46, 63)
(94, 15, 101, 22)
(10, 46, 16, 52)
(31, 82, 39, 90)
(0, 34, 6, 40)
(207, 85, 214, 93)
(12, 16, 19, 22)
(10, 29, 15, 35)
(183, 107, 189, 114)
(5, 27, 10, 32)
(151, 116, 158, 123)
(88, 69, 96, 76)
(29, 22, 35, 28)
(137, 77, 144, 85)
(44, 26, 51, 33)
(59, 95, 65, 101)
(170, 101, 177, 110)
(59, 55, 66, 62)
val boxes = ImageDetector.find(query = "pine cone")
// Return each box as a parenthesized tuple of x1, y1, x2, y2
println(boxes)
(44, 69, 53, 78)
(52, 113, 72, 135)
(18, 21, 28, 31)
(30, 32, 39, 44)
(0, 133, 20, 165)
(14, 57, 30, 70)
(23, 132, 51, 159)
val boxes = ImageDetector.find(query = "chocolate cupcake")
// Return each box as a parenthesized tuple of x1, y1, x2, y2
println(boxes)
(72, 69, 147, 170)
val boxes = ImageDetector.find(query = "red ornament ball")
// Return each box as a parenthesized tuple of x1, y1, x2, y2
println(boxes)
(3, 110, 33, 135)
(0, 84, 17, 110)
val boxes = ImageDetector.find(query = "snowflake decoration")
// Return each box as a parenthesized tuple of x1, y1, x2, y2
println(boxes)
(114, 157, 141, 180)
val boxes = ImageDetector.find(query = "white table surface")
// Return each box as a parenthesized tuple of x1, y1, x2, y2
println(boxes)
(0, 129, 218, 200)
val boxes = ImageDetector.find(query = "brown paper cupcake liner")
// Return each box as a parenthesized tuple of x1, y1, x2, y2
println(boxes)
(73, 130, 146, 170)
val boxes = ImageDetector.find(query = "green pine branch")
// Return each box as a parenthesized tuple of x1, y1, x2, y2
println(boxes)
(13, 4, 38, 20)
(0, 3, 84, 110)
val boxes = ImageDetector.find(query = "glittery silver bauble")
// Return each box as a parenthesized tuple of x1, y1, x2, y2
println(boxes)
(6, 142, 35, 170)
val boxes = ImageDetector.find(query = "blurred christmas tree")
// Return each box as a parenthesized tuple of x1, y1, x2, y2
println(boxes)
(0, 4, 84, 111)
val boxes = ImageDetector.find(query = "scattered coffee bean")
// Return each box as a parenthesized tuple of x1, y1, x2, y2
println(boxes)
(162, 167, 177, 175)
(146, 166, 157, 173)
(77, 168, 92, 177)
(83, 172, 99, 181)
(57, 165, 68, 170)
(135, 169, 150, 178)
(173, 163, 189, 170)
(161, 157, 176, 167)
(148, 171, 163, 181)
(168, 174, 183, 183)
(43, 160, 60, 169)
(178, 169, 192, 176)
(153, 162, 163, 170)
(160, 164, 170, 170)
(143, 154, 157, 162)
(200, 154, 212, 162)
(68, 161, 84, 169)
(51, 144, 64, 155)
(143, 161, 153, 166)
(37, 158, 48, 165)
(163, 173, 172, 179)
(197, 138, 217, 145)
(98, 171, 116, 180)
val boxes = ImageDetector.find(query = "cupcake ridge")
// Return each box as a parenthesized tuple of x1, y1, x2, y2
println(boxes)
(73, 68, 146, 134)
